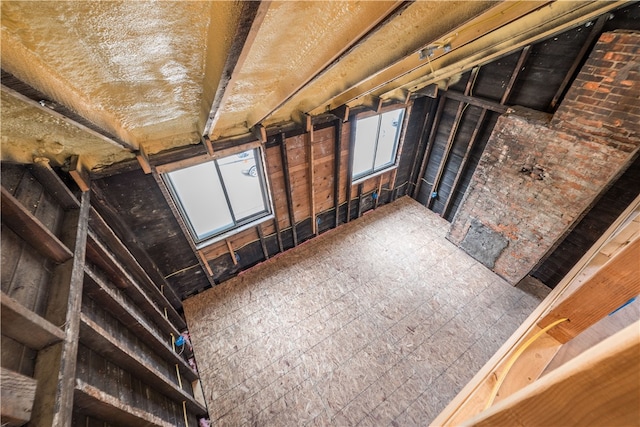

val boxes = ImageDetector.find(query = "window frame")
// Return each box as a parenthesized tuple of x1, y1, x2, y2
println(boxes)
(157, 142, 274, 249)
(350, 106, 406, 184)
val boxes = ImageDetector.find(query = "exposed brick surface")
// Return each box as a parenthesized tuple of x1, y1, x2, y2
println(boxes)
(448, 31, 640, 285)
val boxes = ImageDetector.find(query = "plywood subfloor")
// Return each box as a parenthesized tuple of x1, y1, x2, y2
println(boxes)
(184, 197, 549, 426)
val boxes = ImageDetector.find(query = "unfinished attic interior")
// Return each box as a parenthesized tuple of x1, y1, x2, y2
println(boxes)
(1, 1, 639, 425)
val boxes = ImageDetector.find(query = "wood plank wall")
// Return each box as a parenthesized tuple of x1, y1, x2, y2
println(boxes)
(1, 164, 206, 426)
(1, 164, 64, 379)
(198, 110, 416, 285)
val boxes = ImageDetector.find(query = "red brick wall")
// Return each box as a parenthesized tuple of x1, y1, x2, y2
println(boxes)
(448, 31, 640, 285)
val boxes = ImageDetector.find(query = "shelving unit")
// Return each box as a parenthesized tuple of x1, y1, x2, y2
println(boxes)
(1, 162, 206, 426)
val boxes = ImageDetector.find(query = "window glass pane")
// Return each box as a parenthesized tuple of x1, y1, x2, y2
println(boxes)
(217, 149, 267, 221)
(352, 115, 379, 178)
(374, 109, 404, 169)
(167, 162, 233, 240)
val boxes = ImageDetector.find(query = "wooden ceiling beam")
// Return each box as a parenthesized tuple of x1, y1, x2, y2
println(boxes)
(387, 1, 625, 100)
(316, 1, 626, 113)
(310, 1, 551, 115)
(1, 82, 135, 152)
(245, 1, 407, 130)
(202, 1, 271, 140)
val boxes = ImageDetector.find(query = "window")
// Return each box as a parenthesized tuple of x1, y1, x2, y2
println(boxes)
(352, 108, 405, 181)
(164, 148, 272, 246)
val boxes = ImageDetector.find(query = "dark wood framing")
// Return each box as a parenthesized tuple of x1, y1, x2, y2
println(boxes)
(413, 95, 447, 200)
(427, 69, 479, 209)
(279, 132, 298, 247)
(334, 119, 343, 227)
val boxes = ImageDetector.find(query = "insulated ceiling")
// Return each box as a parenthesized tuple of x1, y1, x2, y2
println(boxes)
(0, 0, 625, 171)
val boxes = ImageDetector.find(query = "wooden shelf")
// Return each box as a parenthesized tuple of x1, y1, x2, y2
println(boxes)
(85, 232, 184, 340)
(79, 313, 205, 414)
(1, 367, 37, 426)
(1, 186, 73, 263)
(88, 209, 185, 328)
(0, 291, 65, 350)
(74, 379, 174, 427)
(83, 266, 198, 382)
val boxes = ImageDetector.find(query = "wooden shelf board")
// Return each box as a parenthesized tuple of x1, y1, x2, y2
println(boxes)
(87, 230, 186, 329)
(74, 379, 174, 427)
(1, 291, 65, 350)
(1, 368, 37, 426)
(79, 313, 205, 414)
(1, 186, 72, 263)
(83, 267, 198, 382)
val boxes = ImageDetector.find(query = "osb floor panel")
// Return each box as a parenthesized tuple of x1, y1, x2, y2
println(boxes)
(184, 197, 550, 426)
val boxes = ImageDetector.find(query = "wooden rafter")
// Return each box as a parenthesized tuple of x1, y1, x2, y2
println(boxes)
(501, 46, 531, 105)
(443, 91, 508, 114)
(376, 1, 624, 107)
(311, 1, 552, 114)
(202, 1, 271, 139)
(246, 1, 407, 128)
(0, 79, 135, 152)
(549, 14, 609, 111)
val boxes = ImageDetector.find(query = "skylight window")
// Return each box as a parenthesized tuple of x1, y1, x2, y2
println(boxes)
(352, 108, 405, 181)
(164, 148, 272, 246)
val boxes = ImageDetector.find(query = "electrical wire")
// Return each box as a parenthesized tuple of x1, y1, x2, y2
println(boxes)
(484, 317, 569, 410)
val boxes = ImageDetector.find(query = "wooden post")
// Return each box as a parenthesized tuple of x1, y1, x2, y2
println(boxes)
(307, 128, 317, 235)
(197, 250, 214, 277)
(333, 119, 343, 227)
(441, 108, 488, 218)
(251, 124, 267, 143)
(427, 68, 478, 209)
(135, 145, 152, 174)
(407, 99, 435, 197)
(279, 132, 298, 247)
(68, 155, 90, 192)
(31, 190, 90, 427)
(256, 224, 269, 260)
(225, 239, 238, 265)
(388, 101, 412, 201)
(375, 175, 383, 209)
(357, 183, 364, 218)
(345, 120, 356, 223)
(413, 95, 446, 201)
